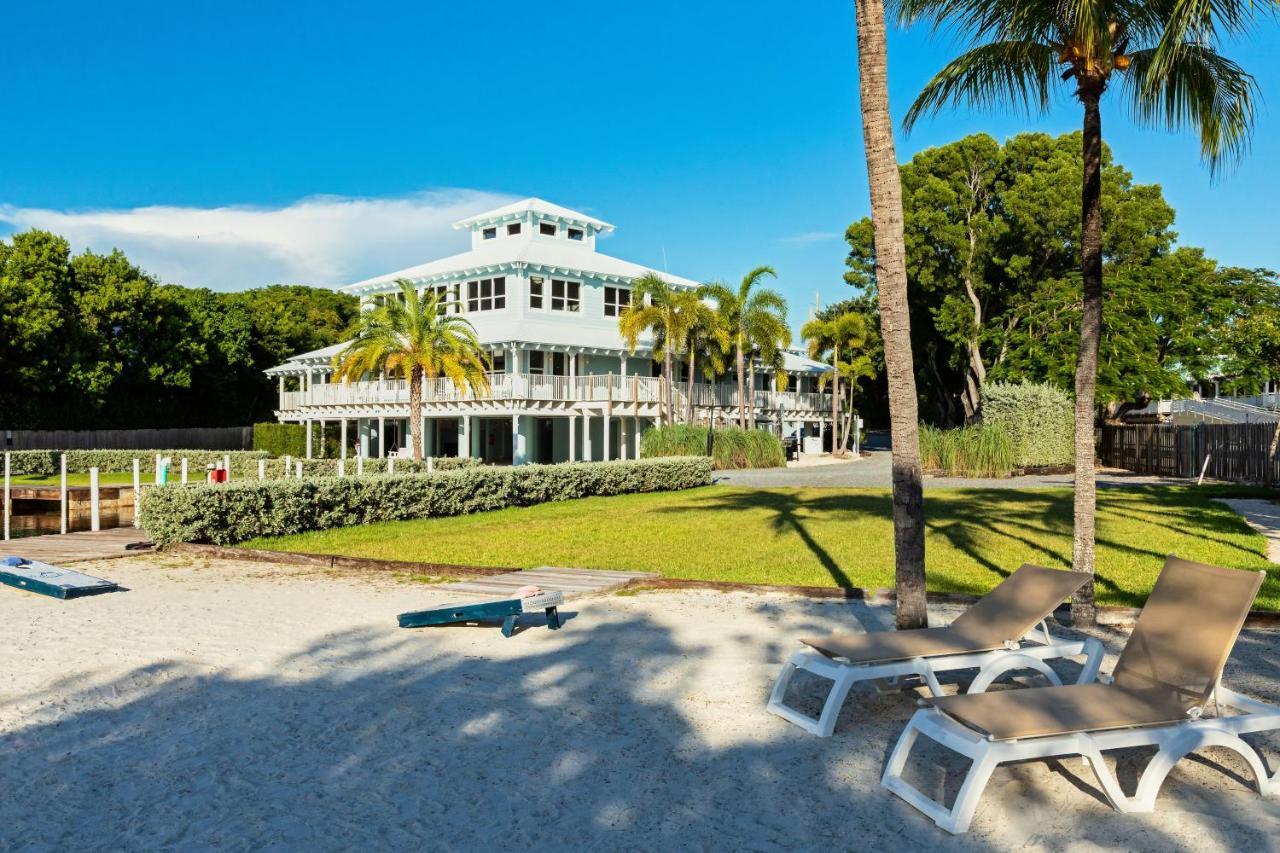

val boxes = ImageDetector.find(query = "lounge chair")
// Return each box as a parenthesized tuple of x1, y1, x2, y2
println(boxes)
(767, 564, 1104, 737)
(882, 556, 1278, 834)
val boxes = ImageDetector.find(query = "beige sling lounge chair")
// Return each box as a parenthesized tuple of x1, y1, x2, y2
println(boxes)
(882, 556, 1279, 834)
(768, 564, 1104, 736)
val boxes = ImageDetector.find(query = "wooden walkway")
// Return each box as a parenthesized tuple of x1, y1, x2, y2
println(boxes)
(424, 566, 657, 604)
(1, 528, 153, 564)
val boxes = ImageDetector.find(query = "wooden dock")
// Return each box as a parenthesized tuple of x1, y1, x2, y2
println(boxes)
(1, 528, 153, 564)
(422, 566, 657, 604)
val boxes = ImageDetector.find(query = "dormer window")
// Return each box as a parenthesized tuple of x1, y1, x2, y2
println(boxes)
(482, 227, 497, 240)
(539, 222, 557, 236)
(568, 228, 584, 241)
(507, 222, 522, 236)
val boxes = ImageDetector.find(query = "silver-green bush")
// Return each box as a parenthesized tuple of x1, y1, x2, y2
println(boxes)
(6, 449, 270, 476)
(982, 381, 1074, 468)
(140, 457, 713, 546)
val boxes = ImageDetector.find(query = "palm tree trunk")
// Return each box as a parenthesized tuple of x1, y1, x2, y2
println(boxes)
(686, 350, 697, 424)
(832, 342, 841, 455)
(409, 366, 424, 462)
(736, 341, 747, 430)
(854, 0, 927, 629)
(1071, 89, 1104, 626)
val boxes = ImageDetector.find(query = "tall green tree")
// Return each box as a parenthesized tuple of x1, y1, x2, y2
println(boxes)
(702, 267, 790, 430)
(674, 286, 730, 424)
(620, 273, 694, 426)
(900, 0, 1262, 623)
(333, 280, 489, 461)
(802, 310, 874, 454)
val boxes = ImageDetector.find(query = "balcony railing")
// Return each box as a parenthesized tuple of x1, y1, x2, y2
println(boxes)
(280, 373, 830, 413)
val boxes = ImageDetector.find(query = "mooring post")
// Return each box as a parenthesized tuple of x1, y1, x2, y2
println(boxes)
(182, 458, 189, 484)
(427, 456, 434, 474)
(357, 453, 364, 476)
(60, 454, 68, 535)
(223, 454, 231, 481)
(388, 456, 395, 476)
(3, 451, 10, 542)
(89, 467, 101, 532)
(258, 458, 266, 481)
(296, 460, 303, 479)
(284, 454, 292, 477)
(132, 459, 141, 528)
(154, 454, 162, 485)
(338, 459, 345, 478)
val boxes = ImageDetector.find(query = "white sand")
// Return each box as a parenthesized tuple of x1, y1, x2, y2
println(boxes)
(3, 554, 1279, 851)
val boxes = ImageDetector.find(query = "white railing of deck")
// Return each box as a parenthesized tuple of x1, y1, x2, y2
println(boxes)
(280, 373, 830, 412)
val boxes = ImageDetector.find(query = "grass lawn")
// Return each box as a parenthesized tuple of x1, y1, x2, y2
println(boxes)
(242, 484, 1280, 610)
(10, 471, 139, 487)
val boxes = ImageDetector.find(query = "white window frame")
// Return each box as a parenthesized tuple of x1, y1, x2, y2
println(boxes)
(482, 227, 497, 240)
(604, 286, 631, 317)
(466, 276, 507, 312)
(529, 276, 545, 310)
(550, 278, 581, 313)
(538, 221, 558, 237)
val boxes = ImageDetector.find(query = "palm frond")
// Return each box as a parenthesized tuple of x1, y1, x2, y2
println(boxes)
(1122, 44, 1259, 175)
(904, 41, 1058, 131)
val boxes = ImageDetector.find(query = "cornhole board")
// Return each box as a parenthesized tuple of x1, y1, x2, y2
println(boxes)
(0, 556, 120, 600)
(398, 590, 564, 637)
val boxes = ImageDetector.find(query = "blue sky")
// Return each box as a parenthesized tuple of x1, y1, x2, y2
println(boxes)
(2, 1, 1277, 330)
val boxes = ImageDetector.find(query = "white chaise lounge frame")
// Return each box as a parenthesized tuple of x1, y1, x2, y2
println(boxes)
(882, 681, 1280, 834)
(767, 620, 1104, 737)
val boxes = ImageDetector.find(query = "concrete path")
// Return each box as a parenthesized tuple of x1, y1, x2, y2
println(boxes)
(2, 528, 153, 564)
(714, 448, 1192, 489)
(1218, 499, 1280, 562)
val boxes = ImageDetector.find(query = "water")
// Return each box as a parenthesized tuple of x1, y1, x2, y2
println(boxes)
(5, 505, 135, 539)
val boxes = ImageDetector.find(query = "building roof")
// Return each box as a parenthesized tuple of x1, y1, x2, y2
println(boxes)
(782, 350, 830, 375)
(264, 340, 350, 374)
(342, 238, 700, 295)
(453, 198, 614, 233)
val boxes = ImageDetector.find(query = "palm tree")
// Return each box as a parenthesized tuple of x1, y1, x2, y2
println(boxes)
(619, 273, 689, 426)
(703, 267, 790, 430)
(333, 280, 490, 461)
(673, 286, 729, 424)
(899, 0, 1262, 624)
(802, 310, 873, 456)
(852, 0, 930, 629)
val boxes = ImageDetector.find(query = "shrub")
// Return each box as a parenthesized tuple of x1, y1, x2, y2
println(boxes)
(140, 457, 713, 546)
(252, 422, 308, 458)
(5, 449, 270, 476)
(278, 456, 481, 478)
(982, 381, 1074, 468)
(919, 423, 1015, 478)
(640, 425, 785, 470)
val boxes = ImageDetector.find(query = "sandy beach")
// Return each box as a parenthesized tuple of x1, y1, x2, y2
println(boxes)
(3, 553, 1279, 851)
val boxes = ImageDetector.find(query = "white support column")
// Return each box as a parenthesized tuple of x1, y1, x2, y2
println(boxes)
(317, 420, 325, 458)
(582, 411, 592, 462)
(306, 419, 314, 460)
(377, 416, 386, 459)
(619, 419, 629, 460)
(603, 411, 611, 461)
(460, 416, 471, 459)
(512, 414, 525, 466)
(59, 454, 67, 535)
(424, 416, 433, 459)
(634, 416, 641, 458)
(132, 460, 141, 529)
(568, 414, 577, 462)
(340, 418, 348, 460)
(89, 467, 100, 532)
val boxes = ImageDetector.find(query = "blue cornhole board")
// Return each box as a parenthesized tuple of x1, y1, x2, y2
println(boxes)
(398, 590, 564, 637)
(0, 556, 120, 600)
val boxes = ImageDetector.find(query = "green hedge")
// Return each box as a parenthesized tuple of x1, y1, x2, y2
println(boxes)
(252, 422, 308, 458)
(268, 456, 480, 478)
(919, 423, 1016, 477)
(140, 457, 713, 546)
(5, 449, 270, 476)
(640, 425, 785, 470)
(982, 381, 1074, 468)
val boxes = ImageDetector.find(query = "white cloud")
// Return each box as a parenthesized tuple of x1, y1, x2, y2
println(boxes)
(779, 231, 843, 248)
(0, 188, 519, 291)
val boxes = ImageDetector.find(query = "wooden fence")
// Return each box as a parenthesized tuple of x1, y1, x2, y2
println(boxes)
(1, 427, 253, 451)
(1099, 423, 1280, 485)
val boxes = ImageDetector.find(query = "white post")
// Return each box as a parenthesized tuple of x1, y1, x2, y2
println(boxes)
(296, 460, 303, 479)
(512, 414, 524, 466)
(388, 456, 395, 476)
(338, 459, 346, 478)
(89, 467, 101, 532)
(634, 416, 641, 458)
(3, 452, 9, 542)
(181, 457, 189, 484)
(603, 412, 612, 461)
(569, 414, 577, 462)
(154, 453, 162, 485)
(377, 417, 386, 458)
(223, 454, 231, 481)
(427, 456, 434, 474)
(460, 416, 471, 459)
(284, 454, 292, 476)
(340, 418, 348, 461)
(258, 458, 266, 480)
(60, 454, 67, 535)
(583, 411, 592, 462)
(132, 459, 141, 529)
(357, 453, 365, 476)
